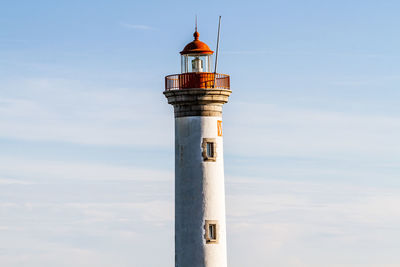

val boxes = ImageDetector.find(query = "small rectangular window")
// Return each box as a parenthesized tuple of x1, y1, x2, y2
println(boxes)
(204, 220, 219, 244)
(206, 142, 214, 158)
(202, 138, 217, 162)
(209, 224, 216, 240)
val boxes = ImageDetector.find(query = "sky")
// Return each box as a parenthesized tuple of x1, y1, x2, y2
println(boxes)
(1, 0, 400, 266)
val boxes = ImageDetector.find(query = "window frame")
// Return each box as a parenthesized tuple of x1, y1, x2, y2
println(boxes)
(202, 138, 217, 162)
(204, 220, 219, 244)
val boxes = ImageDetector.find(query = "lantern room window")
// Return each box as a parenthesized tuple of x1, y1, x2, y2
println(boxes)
(181, 54, 212, 73)
(180, 30, 214, 73)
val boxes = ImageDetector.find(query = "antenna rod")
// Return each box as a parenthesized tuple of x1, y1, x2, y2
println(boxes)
(213, 16, 221, 88)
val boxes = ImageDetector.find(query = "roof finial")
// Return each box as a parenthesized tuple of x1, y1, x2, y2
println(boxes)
(193, 15, 199, 40)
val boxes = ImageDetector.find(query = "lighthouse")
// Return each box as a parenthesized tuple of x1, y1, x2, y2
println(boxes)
(164, 28, 231, 267)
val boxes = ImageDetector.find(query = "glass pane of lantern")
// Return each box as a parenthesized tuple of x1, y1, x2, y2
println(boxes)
(192, 57, 204, 72)
(181, 55, 186, 73)
(181, 54, 212, 73)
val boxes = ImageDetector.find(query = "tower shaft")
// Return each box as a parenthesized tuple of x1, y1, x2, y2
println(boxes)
(164, 88, 231, 267)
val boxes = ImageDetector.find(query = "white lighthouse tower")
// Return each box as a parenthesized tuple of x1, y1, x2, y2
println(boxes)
(164, 29, 231, 267)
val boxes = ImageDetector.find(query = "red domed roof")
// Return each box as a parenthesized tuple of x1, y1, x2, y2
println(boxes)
(180, 31, 214, 55)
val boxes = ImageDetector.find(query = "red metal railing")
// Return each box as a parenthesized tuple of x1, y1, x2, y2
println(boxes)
(165, 72, 230, 91)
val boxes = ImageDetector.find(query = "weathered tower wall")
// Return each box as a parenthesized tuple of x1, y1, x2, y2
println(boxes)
(164, 88, 231, 267)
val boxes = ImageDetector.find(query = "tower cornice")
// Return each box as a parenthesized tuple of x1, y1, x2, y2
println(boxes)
(164, 88, 231, 117)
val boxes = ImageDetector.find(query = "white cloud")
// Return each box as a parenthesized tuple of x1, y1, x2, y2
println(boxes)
(2, 77, 399, 164)
(120, 22, 155, 30)
(1, 168, 399, 266)
(0, 78, 172, 147)
(225, 102, 400, 160)
(0, 177, 34, 185)
(226, 176, 400, 267)
(0, 156, 172, 183)
(0, 154, 174, 265)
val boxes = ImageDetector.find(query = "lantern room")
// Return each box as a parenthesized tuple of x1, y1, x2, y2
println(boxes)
(180, 31, 213, 73)
(164, 29, 230, 91)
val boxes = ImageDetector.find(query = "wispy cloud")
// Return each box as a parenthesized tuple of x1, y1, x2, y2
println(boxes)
(226, 176, 400, 267)
(222, 50, 388, 58)
(225, 102, 400, 160)
(222, 50, 275, 55)
(1, 173, 399, 267)
(0, 156, 173, 183)
(120, 22, 155, 30)
(0, 177, 34, 185)
(0, 78, 172, 147)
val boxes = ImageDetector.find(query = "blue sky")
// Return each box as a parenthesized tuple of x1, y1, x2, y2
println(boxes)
(1, 1, 400, 266)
